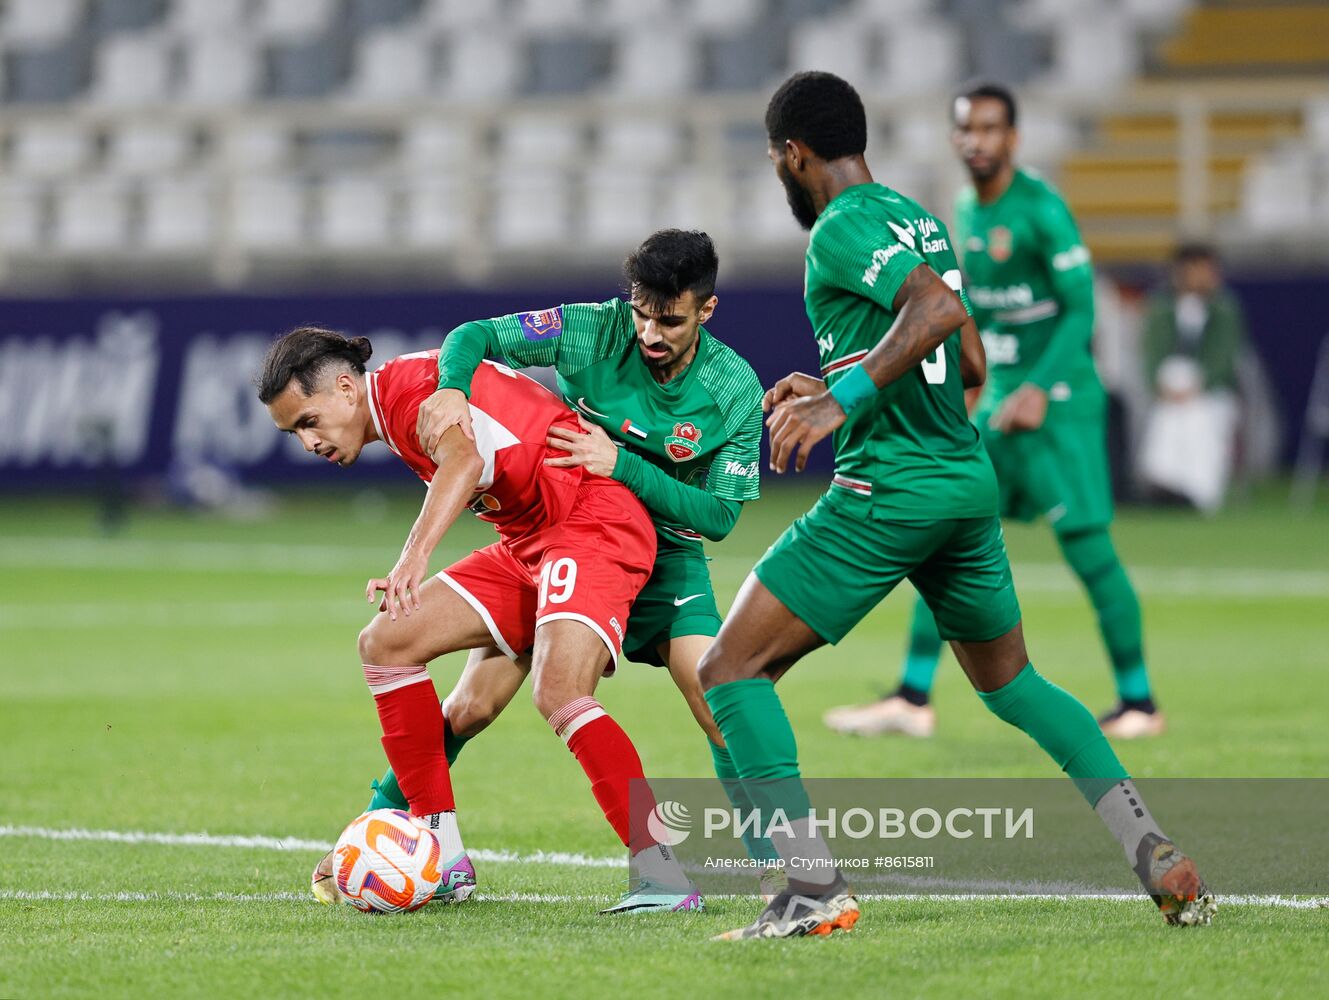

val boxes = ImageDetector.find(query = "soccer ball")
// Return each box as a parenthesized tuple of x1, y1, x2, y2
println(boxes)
(333, 809, 443, 913)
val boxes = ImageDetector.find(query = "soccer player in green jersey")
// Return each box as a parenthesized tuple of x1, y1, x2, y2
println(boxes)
(699, 72, 1213, 940)
(826, 82, 1162, 742)
(341, 229, 784, 910)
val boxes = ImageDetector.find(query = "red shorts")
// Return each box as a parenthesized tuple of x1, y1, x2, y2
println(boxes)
(437, 478, 657, 663)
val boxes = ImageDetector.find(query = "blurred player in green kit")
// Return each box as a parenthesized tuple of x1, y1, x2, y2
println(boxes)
(825, 82, 1163, 742)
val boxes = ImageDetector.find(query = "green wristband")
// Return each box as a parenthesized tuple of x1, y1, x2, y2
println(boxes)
(828, 363, 877, 413)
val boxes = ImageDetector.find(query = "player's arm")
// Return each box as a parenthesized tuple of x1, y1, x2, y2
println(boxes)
(421, 302, 626, 453)
(767, 262, 968, 473)
(958, 313, 986, 389)
(366, 426, 483, 622)
(545, 413, 750, 542)
(1009, 195, 1094, 403)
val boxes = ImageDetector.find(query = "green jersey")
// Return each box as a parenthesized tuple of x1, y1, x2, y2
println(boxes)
(438, 299, 763, 548)
(954, 168, 1103, 416)
(805, 183, 997, 520)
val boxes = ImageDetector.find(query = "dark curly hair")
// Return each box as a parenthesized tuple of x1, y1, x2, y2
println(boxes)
(623, 229, 719, 315)
(255, 326, 373, 404)
(765, 71, 867, 161)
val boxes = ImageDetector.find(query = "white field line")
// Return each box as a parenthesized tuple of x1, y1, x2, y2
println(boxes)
(0, 826, 1323, 910)
(0, 888, 1322, 910)
(0, 824, 625, 869)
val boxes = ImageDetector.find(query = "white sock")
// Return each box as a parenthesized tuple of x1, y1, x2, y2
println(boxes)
(1094, 780, 1167, 865)
(415, 811, 467, 861)
(768, 816, 837, 888)
(632, 842, 689, 889)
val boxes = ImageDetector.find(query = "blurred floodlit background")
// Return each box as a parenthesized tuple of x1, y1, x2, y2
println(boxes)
(1, 0, 1327, 510)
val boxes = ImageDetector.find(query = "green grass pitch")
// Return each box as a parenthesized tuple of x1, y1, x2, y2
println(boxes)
(2, 486, 1327, 998)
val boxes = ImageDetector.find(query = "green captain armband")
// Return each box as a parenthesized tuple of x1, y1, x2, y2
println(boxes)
(828, 363, 877, 414)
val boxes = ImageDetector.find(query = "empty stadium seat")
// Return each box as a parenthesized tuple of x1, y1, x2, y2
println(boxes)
(256, 0, 338, 42)
(489, 169, 573, 249)
(595, 121, 687, 166)
(0, 179, 48, 251)
(401, 173, 467, 248)
(786, 16, 873, 83)
(680, 0, 761, 32)
(166, 0, 250, 36)
(582, 168, 659, 248)
(497, 117, 583, 168)
(316, 174, 394, 248)
(179, 35, 261, 104)
(107, 123, 193, 174)
(879, 17, 962, 96)
(93, 0, 167, 35)
(400, 119, 481, 169)
(508, 0, 590, 33)
(231, 175, 307, 248)
(8, 122, 94, 177)
(270, 38, 349, 99)
(53, 176, 133, 252)
(419, 0, 504, 31)
(141, 174, 215, 250)
(220, 123, 293, 171)
(1, 0, 84, 46)
(89, 32, 173, 105)
(606, 27, 699, 97)
(438, 31, 523, 101)
(5, 36, 91, 103)
(347, 27, 434, 101)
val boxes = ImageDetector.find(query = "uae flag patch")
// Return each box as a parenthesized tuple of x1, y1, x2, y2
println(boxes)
(664, 422, 702, 462)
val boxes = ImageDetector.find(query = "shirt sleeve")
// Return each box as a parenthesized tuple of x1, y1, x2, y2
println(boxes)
(813, 210, 928, 312)
(437, 299, 633, 395)
(1022, 192, 1096, 392)
(702, 401, 761, 502)
(611, 449, 743, 541)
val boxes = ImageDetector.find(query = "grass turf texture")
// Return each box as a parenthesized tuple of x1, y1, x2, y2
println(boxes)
(2, 486, 1327, 997)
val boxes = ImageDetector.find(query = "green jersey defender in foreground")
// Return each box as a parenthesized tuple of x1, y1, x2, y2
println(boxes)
(826, 82, 1162, 743)
(695, 71, 1213, 941)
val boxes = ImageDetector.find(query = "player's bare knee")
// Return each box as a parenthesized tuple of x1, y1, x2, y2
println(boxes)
(357, 618, 386, 664)
(697, 641, 750, 691)
(445, 695, 499, 738)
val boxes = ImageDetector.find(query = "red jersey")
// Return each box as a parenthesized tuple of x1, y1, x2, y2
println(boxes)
(365, 353, 585, 537)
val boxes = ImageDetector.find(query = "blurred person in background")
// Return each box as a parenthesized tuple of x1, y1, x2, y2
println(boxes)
(1138, 244, 1248, 513)
(825, 82, 1164, 742)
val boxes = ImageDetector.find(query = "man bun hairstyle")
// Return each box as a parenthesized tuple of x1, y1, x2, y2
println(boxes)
(255, 325, 372, 404)
(623, 228, 719, 315)
(954, 80, 1018, 128)
(765, 71, 867, 161)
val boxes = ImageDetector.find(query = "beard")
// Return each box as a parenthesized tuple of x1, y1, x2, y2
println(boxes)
(779, 165, 820, 231)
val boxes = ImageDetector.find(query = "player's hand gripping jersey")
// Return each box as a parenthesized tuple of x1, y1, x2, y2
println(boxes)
(367, 352, 656, 659)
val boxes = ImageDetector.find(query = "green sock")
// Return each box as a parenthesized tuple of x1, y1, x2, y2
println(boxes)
(704, 678, 810, 820)
(899, 592, 943, 695)
(709, 739, 781, 863)
(1058, 528, 1152, 703)
(366, 718, 471, 813)
(978, 663, 1128, 806)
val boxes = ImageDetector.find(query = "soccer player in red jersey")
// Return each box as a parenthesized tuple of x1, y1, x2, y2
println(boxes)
(257, 329, 700, 910)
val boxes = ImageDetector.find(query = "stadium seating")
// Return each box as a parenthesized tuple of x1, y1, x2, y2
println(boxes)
(0, 0, 1326, 279)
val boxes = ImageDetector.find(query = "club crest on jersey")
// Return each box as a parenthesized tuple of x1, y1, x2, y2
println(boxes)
(987, 226, 1013, 262)
(518, 308, 563, 341)
(469, 493, 502, 515)
(664, 422, 702, 462)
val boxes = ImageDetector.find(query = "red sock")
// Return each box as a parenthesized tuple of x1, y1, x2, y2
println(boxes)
(549, 697, 657, 854)
(364, 664, 454, 815)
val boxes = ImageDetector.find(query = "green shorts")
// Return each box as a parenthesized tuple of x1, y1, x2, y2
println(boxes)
(978, 413, 1113, 534)
(754, 491, 1021, 645)
(622, 538, 722, 666)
